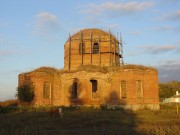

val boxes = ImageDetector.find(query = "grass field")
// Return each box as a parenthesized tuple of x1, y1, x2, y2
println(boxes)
(0, 103, 180, 135)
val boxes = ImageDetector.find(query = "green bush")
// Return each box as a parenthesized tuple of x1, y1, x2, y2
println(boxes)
(17, 84, 34, 102)
(0, 106, 17, 113)
(159, 81, 180, 98)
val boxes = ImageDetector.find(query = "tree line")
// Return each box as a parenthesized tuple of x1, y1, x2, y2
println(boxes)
(159, 81, 180, 98)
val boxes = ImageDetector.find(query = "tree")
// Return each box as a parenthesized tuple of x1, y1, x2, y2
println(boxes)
(159, 81, 180, 98)
(17, 84, 35, 102)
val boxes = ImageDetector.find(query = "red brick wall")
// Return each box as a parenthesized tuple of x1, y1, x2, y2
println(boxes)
(18, 29, 159, 110)
(18, 68, 159, 108)
(64, 29, 120, 70)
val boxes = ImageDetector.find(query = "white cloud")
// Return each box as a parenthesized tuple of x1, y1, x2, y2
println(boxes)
(86, 16, 102, 24)
(163, 10, 180, 22)
(129, 30, 142, 35)
(177, 41, 180, 46)
(157, 60, 180, 82)
(152, 25, 180, 34)
(174, 26, 180, 33)
(159, 0, 180, 4)
(0, 50, 16, 57)
(0, 35, 3, 46)
(108, 24, 119, 30)
(32, 12, 60, 36)
(152, 25, 172, 32)
(79, 1, 154, 16)
(126, 52, 139, 57)
(141, 45, 177, 54)
(176, 47, 180, 53)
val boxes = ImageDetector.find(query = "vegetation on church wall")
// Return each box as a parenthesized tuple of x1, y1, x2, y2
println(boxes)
(16, 84, 35, 102)
(159, 81, 180, 98)
(22, 64, 157, 75)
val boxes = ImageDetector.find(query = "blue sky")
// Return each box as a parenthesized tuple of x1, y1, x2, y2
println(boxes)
(0, 0, 180, 101)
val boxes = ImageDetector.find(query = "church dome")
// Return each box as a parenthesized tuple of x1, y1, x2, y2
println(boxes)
(64, 28, 122, 70)
(71, 28, 117, 40)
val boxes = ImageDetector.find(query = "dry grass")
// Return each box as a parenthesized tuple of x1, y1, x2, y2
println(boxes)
(75, 64, 157, 73)
(0, 104, 180, 135)
(21, 64, 157, 76)
(0, 99, 18, 107)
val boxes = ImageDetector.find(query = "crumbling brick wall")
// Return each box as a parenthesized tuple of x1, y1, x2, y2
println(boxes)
(18, 28, 159, 110)
(18, 67, 159, 110)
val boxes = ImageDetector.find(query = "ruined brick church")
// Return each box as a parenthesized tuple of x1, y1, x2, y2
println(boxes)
(18, 28, 159, 110)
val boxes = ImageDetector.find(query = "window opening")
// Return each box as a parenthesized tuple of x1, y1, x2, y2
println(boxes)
(90, 79, 98, 98)
(93, 43, 99, 54)
(121, 80, 127, 98)
(71, 81, 78, 99)
(136, 80, 143, 98)
(43, 82, 51, 99)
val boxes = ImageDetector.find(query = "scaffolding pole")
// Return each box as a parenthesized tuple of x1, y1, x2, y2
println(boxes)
(120, 33, 124, 65)
(109, 30, 112, 66)
(117, 32, 120, 65)
(68, 34, 71, 70)
(114, 41, 116, 66)
(90, 30, 92, 65)
(99, 35, 101, 66)
(81, 31, 83, 65)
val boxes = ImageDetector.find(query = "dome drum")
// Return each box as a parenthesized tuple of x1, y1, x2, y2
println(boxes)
(64, 28, 124, 70)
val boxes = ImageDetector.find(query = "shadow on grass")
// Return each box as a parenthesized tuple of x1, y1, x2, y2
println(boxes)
(0, 90, 141, 135)
(65, 86, 140, 135)
(0, 108, 140, 135)
(1, 102, 180, 134)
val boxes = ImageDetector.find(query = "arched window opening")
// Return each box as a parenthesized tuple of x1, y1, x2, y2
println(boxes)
(136, 80, 143, 98)
(93, 43, 99, 54)
(90, 79, 98, 98)
(71, 80, 78, 99)
(120, 80, 127, 98)
(79, 43, 85, 54)
(43, 82, 51, 99)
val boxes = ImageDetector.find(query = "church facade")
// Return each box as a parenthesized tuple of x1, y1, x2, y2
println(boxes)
(18, 28, 159, 110)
